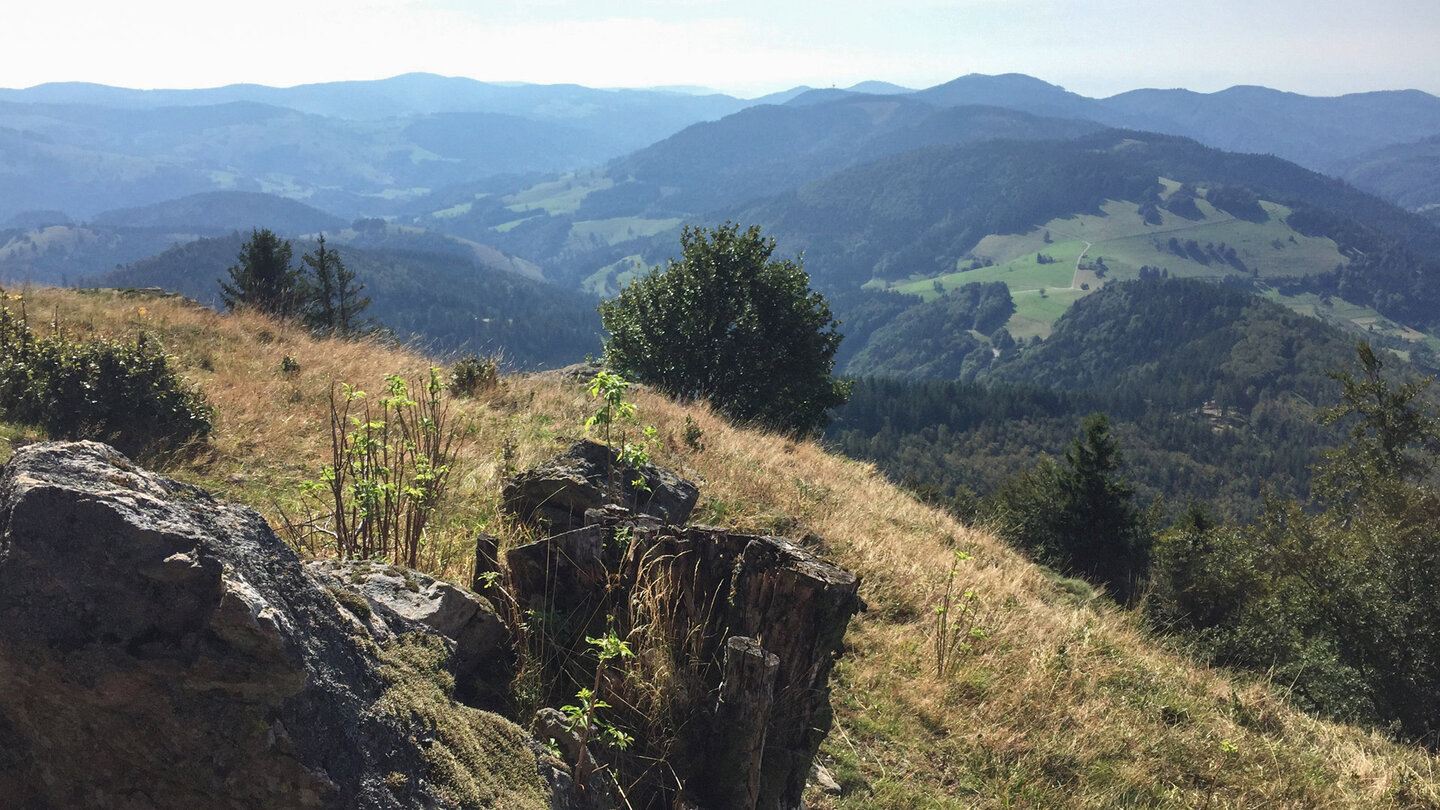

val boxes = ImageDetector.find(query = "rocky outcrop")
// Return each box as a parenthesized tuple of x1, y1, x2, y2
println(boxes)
(505, 475, 862, 810)
(0, 432, 859, 810)
(0, 441, 553, 810)
(502, 439, 699, 533)
(307, 559, 513, 710)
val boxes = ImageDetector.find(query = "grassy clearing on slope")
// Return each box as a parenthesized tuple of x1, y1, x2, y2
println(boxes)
(877, 194, 1353, 339)
(1261, 288, 1440, 354)
(979, 200, 1345, 283)
(582, 254, 647, 297)
(5, 286, 1440, 810)
(503, 172, 611, 215)
(893, 244, 1082, 301)
(570, 216, 682, 247)
(1007, 288, 1087, 340)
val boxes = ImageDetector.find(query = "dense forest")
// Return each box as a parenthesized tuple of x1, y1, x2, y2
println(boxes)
(830, 277, 1440, 742)
(828, 279, 1377, 518)
(844, 281, 1015, 379)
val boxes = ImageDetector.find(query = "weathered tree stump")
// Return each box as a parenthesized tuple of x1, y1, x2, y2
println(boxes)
(503, 447, 862, 810)
(502, 439, 699, 533)
(700, 636, 779, 810)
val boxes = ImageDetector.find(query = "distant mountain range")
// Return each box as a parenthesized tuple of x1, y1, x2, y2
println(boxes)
(3, 72, 1440, 225)
(5, 70, 1440, 375)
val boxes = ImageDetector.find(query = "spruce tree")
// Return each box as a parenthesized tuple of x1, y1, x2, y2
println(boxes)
(219, 228, 300, 317)
(300, 235, 370, 336)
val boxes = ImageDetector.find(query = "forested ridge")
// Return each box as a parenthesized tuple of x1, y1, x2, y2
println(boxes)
(93, 233, 602, 367)
(829, 278, 1382, 518)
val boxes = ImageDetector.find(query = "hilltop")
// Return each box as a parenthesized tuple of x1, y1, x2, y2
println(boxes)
(4, 285, 1437, 808)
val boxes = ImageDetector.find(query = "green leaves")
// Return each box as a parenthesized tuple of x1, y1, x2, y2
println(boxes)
(599, 222, 848, 436)
(584, 370, 634, 446)
(586, 631, 636, 665)
(303, 368, 465, 567)
(0, 300, 211, 456)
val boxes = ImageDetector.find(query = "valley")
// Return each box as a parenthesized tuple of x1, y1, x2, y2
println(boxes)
(4, 68, 1440, 808)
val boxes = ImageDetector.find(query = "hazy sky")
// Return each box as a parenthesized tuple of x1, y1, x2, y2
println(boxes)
(5, 0, 1439, 98)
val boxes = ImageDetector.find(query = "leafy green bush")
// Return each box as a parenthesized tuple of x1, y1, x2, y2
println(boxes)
(449, 353, 499, 397)
(599, 223, 849, 436)
(300, 370, 465, 568)
(0, 302, 212, 456)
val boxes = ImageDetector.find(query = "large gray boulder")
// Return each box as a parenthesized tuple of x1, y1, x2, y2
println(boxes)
(0, 441, 555, 810)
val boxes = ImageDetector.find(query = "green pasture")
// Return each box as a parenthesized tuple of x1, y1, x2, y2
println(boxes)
(1007, 287, 1087, 340)
(570, 217, 682, 247)
(503, 171, 611, 215)
(582, 254, 648, 297)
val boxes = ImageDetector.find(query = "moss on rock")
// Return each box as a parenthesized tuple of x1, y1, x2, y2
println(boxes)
(378, 634, 548, 810)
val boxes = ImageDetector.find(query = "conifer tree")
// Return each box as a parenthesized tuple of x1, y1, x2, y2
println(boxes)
(300, 235, 370, 337)
(219, 228, 300, 317)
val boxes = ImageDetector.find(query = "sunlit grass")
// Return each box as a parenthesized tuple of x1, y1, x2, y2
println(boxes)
(7, 285, 1440, 809)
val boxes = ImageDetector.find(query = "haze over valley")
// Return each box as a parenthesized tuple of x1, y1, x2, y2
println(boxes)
(9, 3, 1440, 806)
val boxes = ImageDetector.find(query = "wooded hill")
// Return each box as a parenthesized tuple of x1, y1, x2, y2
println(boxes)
(92, 232, 602, 368)
(392, 113, 1440, 367)
(828, 278, 1370, 518)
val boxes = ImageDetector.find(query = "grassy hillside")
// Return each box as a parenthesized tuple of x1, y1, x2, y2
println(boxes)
(4, 285, 1439, 808)
(868, 192, 1349, 339)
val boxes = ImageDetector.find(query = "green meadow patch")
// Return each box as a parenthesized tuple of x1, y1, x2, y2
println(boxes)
(570, 216, 682, 247)
(582, 254, 647, 297)
(502, 171, 612, 215)
(869, 186, 1354, 339)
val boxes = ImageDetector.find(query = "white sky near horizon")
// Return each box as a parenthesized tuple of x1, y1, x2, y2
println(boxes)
(3, 0, 1438, 99)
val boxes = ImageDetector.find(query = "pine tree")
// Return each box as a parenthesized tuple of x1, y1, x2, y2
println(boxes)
(300, 235, 370, 336)
(219, 229, 300, 317)
(989, 413, 1147, 601)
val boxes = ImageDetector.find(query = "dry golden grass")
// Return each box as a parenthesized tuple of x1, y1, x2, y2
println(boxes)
(10, 286, 1440, 809)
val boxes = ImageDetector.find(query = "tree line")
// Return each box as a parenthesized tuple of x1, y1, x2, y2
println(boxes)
(220, 228, 371, 337)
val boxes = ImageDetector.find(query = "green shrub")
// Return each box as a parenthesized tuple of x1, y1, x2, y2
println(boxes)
(302, 370, 466, 567)
(599, 222, 849, 436)
(0, 302, 212, 456)
(450, 353, 499, 397)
